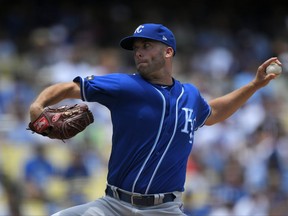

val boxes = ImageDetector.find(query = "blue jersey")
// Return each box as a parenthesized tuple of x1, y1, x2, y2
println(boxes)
(74, 73, 211, 194)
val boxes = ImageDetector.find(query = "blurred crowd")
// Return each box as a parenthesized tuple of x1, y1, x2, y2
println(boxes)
(0, 1, 288, 215)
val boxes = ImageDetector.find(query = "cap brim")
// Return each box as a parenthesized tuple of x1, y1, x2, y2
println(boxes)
(120, 35, 162, 50)
(120, 36, 136, 50)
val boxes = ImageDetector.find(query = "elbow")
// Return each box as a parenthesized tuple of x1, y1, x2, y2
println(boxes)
(63, 82, 81, 99)
(204, 119, 216, 126)
(204, 110, 222, 126)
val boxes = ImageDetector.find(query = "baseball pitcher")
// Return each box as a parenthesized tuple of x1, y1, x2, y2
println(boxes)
(29, 23, 281, 216)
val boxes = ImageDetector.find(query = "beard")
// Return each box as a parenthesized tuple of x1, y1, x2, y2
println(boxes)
(136, 54, 166, 78)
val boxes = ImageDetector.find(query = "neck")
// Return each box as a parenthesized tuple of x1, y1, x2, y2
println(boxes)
(140, 67, 173, 86)
(141, 73, 173, 86)
(152, 77, 173, 86)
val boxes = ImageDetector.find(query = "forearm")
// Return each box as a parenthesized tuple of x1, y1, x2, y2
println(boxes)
(205, 82, 260, 125)
(205, 57, 280, 126)
(30, 82, 81, 121)
(32, 82, 81, 107)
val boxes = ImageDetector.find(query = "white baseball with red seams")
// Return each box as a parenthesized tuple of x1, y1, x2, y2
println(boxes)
(266, 62, 282, 75)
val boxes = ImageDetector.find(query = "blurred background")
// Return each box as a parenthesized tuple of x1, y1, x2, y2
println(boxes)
(0, 0, 288, 215)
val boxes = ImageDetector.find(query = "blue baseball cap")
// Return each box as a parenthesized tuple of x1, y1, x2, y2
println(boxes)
(120, 23, 176, 55)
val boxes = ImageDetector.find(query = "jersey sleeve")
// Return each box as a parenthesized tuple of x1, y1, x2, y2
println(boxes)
(194, 92, 211, 130)
(187, 85, 211, 131)
(73, 74, 122, 107)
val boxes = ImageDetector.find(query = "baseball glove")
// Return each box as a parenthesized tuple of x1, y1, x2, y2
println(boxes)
(28, 103, 94, 141)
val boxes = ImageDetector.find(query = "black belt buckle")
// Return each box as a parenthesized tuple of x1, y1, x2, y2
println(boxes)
(131, 193, 144, 206)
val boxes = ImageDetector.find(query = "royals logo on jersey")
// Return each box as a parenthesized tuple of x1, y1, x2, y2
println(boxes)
(181, 108, 196, 144)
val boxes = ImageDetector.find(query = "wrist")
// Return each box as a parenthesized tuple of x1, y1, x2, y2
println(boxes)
(249, 80, 262, 90)
(30, 103, 44, 121)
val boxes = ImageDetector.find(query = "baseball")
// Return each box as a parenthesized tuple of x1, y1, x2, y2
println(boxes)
(266, 62, 282, 75)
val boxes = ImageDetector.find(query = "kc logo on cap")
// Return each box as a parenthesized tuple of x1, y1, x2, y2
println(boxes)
(120, 23, 177, 55)
(134, 25, 144, 34)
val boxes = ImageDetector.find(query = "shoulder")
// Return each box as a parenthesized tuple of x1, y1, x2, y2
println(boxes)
(95, 73, 141, 83)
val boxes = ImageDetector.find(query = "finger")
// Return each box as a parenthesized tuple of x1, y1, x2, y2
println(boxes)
(266, 73, 278, 79)
(258, 57, 278, 72)
(275, 59, 282, 66)
(263, 57, 278, 66)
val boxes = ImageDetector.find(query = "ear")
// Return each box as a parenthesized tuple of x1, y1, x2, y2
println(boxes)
(165, 47, 174, 57)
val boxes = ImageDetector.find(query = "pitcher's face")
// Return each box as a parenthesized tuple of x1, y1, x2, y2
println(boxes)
(133, 39, 167, 77)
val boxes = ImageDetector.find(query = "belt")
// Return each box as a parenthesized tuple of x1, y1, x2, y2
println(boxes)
(105, 185, 176, 207)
